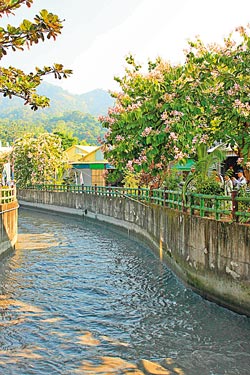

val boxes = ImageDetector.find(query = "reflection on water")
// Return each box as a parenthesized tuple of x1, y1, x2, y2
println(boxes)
(0, 208, 249, 375)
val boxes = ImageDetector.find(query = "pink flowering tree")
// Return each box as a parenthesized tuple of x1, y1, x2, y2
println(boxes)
(99, 56, 189, 185)
(12, 133, 67, 187)
(183, 26, 250, 178)
(99, 26, 250, 185)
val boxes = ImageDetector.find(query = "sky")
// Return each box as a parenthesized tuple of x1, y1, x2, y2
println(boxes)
(2, 0, 250, 94)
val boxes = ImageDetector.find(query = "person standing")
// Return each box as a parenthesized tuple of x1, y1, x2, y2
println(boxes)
(232, 170, 247, 190)
(224, 174, 234, 211)
(224, 174, 233, 195)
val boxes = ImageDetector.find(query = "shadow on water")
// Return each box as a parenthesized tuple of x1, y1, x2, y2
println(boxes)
(0, 207, 249, 375)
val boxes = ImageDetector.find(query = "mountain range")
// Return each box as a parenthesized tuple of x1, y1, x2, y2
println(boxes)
(0, 83, 115, 145)
(0, 82, 114, 118)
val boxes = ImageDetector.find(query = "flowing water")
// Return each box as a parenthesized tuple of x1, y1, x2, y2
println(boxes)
(0, 208, 249, 375)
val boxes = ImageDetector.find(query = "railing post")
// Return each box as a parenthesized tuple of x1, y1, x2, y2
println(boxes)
(231, 190, 238, 222)
(215, 196, 220, 220)
(94, 184, 97, 195)
(164, 187, 168, 207)
(149, 186, 153, 203)
(170, 191, 173, 208)
(190, 193, 194, 215)
(200, 197, 205, 217)
(182, 191, 187, 212)
(108, 185, 112, 197)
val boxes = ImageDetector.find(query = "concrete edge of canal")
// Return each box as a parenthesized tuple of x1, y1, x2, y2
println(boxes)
(0, 201, 19, 260)
(17, 191, 250, 317)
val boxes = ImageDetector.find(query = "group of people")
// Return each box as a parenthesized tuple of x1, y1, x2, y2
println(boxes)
(216, 169, 247, 196)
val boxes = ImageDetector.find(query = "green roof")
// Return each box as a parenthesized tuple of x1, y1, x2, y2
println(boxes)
(172, 159, 195, 171)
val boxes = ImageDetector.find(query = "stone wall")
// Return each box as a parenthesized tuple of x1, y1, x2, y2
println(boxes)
(18, 189, 250, 316)
(0, 201, 18, 259)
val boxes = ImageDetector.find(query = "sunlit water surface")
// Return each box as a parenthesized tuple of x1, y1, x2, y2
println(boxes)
(0, 208, 249, 375)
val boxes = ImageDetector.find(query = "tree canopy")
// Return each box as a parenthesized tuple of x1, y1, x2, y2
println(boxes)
(0, 0, 72, 110)
(11, 132, 67, 186)
(99, 26, 250, 185)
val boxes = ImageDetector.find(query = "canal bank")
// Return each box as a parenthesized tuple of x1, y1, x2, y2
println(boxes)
(17, 189, 250, 316)
(0, 188, 18, 259)
(2, 208, 250, 375)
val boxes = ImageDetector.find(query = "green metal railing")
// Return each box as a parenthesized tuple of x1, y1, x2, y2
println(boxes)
(0, 186, 16, 204)
(23, 184, 250, 223)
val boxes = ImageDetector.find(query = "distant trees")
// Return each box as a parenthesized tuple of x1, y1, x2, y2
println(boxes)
(0, 120, 45, 145)
(53, 130, 79, 150)
(12, 133, 67, 186)
(0, 111, 105, 146)
(99, 26, 250, 185)
(0, 0, 72, 110)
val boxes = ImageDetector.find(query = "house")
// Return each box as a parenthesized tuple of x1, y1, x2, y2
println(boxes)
(208, 143, 238, 176)
(64, 145, 114, 186)
(174, 144, 238, 176)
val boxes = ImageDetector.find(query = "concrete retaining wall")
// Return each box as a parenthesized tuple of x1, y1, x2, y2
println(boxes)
(0, 201, 18, 259)
(18, 189, 250, 316)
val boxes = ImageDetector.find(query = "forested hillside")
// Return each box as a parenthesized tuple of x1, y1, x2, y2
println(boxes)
(0, 83, 114, 145)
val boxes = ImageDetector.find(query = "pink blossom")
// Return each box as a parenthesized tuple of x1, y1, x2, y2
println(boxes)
(227, 83, 241, 96)
(127, 102, 142, 111)
(115, 135, 125, 142)
(126, 160, 134, 172)
(233, 99, 250, 117)
(211, 70, 219, 78)
(235, 26, 246, 34)
(141, 127, 152, 137)
(200, 134, 209, 143)
(161, 111, 168, 120)
(98, 115, 116, 126)
(164, 118, 177, 125)
(163, 93, 176, 102)
(227, 89, 234, 96)
(134, 154, 147, 165)
(97, 136, 104, 145)
(108, 105, 125, 115)
(192, 136, 198, 144)
(174, 153, 184, 160)
(155, 162, 163, 169)
(104, 132, 111, 140)
(134, 159, 142, 165)
(98, 115, 105, 122)
(170, 110, 184, 117)
(169, 132, 178, 141)
(146, 70, 164, 82)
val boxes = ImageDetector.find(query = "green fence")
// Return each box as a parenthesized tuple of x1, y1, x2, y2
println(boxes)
(0, 186, 16, 204)
(24, 184, 250, 223)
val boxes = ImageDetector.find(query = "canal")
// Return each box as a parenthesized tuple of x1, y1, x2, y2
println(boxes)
(0, 208, 249, 375)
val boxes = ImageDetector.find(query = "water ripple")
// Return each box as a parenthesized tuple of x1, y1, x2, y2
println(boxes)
(0, 208, 249, 375)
